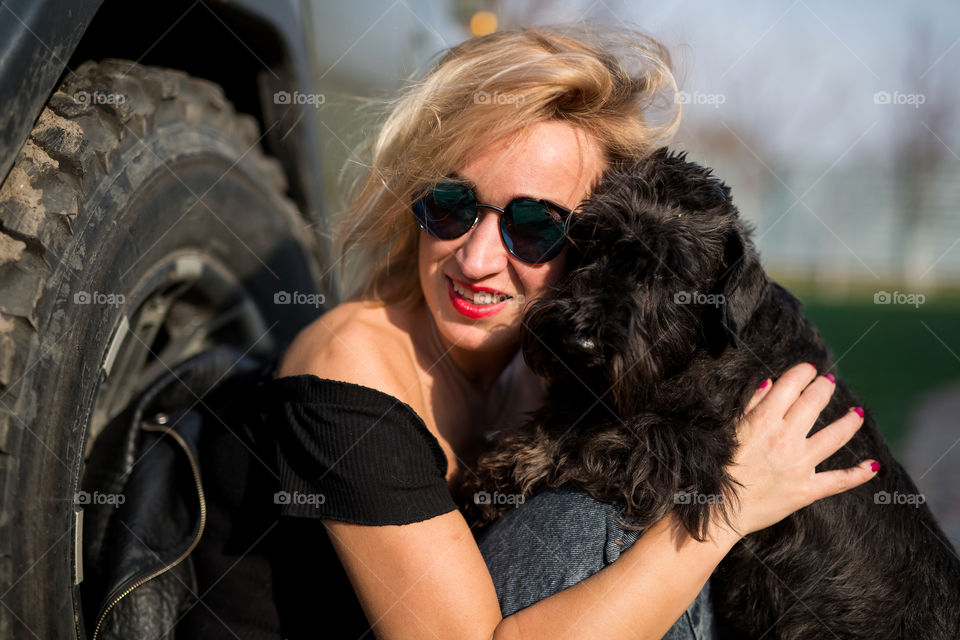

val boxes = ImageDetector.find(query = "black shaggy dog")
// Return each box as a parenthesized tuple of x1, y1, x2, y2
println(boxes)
(474, 148, 960, 639)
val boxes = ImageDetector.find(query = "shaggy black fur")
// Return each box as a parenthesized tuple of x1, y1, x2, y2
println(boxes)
(477, 148, 960, 638)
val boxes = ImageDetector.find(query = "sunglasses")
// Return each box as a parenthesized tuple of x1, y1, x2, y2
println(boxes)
(412, 181, 573, 264)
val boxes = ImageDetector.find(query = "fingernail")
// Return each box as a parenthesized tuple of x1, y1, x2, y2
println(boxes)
(824, 373, 836, 383)
(870, 461, 881, 473)
(757, 379, 770, 391)
(805, 362, 817, 372)
(853, 407, 864, 418)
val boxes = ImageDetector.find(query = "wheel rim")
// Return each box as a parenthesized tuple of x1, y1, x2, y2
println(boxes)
(86, 249, 274, 455)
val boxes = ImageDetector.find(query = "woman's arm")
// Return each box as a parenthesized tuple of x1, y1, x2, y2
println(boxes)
(321, 362, 879, 640)
(325, 501, 734, 640)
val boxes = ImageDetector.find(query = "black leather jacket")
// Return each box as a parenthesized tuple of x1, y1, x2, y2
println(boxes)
(80, 347, 270, 639)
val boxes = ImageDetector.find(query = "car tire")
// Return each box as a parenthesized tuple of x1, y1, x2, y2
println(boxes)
(0, 59, 327, 638)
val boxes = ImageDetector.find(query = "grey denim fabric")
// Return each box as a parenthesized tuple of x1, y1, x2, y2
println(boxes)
(477, 486, 718, 639)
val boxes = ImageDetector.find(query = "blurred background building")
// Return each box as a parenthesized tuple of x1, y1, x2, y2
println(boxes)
(305, 0, 959, 545)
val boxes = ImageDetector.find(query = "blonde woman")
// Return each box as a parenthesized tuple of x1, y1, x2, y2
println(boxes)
(183, 24, 879, 639)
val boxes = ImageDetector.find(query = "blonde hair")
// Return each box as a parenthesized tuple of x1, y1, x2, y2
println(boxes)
(333, 23, 680, 307)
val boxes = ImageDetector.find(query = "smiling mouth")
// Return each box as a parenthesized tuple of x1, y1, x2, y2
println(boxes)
(448, 277, 513, 306)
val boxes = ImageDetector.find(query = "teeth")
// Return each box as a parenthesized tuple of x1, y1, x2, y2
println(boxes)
(451, 279, 510, 306)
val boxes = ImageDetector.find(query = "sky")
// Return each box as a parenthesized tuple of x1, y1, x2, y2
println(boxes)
(497, 0, 960, 166)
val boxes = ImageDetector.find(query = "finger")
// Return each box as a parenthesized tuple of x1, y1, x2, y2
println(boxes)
(808, 458, 880, 503)
(751, 362, 818, 422)
(806, 406, 865, 464)
(782, 375, 838, 437)
(744, 378, 772, 415)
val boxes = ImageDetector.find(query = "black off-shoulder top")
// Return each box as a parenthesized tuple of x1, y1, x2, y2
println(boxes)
(260, 373, 458, 524)
(180, 365, 459, 638)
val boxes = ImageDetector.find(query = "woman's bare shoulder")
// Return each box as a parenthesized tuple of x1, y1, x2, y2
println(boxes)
(276, 300, 422, 406)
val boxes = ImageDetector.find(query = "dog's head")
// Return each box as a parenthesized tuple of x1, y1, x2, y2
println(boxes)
(521, 148, 768, 417)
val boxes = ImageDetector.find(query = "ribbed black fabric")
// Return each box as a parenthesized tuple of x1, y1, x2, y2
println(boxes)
(261, 374, 458, 524)
(180, 364, 459, 639)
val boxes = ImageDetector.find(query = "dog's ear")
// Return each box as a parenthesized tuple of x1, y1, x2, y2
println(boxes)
(701, 221, 769, 357)
(634, 150, 763, 358)
(701, 228, 746, 355)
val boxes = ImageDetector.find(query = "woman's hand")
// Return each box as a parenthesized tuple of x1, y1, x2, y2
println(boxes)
(722, 362, 879, 538)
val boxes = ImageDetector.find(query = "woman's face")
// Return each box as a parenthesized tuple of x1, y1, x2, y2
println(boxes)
(418, 120, 607, 365)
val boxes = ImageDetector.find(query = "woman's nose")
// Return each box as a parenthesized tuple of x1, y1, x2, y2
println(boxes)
(456, 209, 509, 278)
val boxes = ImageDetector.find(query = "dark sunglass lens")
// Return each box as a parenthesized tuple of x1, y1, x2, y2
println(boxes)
(502, 200, 565, 263)
(414, 183, 476, 239)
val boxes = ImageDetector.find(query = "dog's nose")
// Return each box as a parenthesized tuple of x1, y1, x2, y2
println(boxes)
(564, 333, 598, 355)
(575, 336, 595, 350)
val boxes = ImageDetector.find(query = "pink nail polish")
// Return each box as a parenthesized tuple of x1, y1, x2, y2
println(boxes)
(757, 379, 770, 391)
(853, 407, 864, 418)
(870, 461, 881, 473)
(824, 373, 836, 383)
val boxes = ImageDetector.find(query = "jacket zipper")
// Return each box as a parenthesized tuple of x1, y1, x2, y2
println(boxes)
(91, 422, 207, 640)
